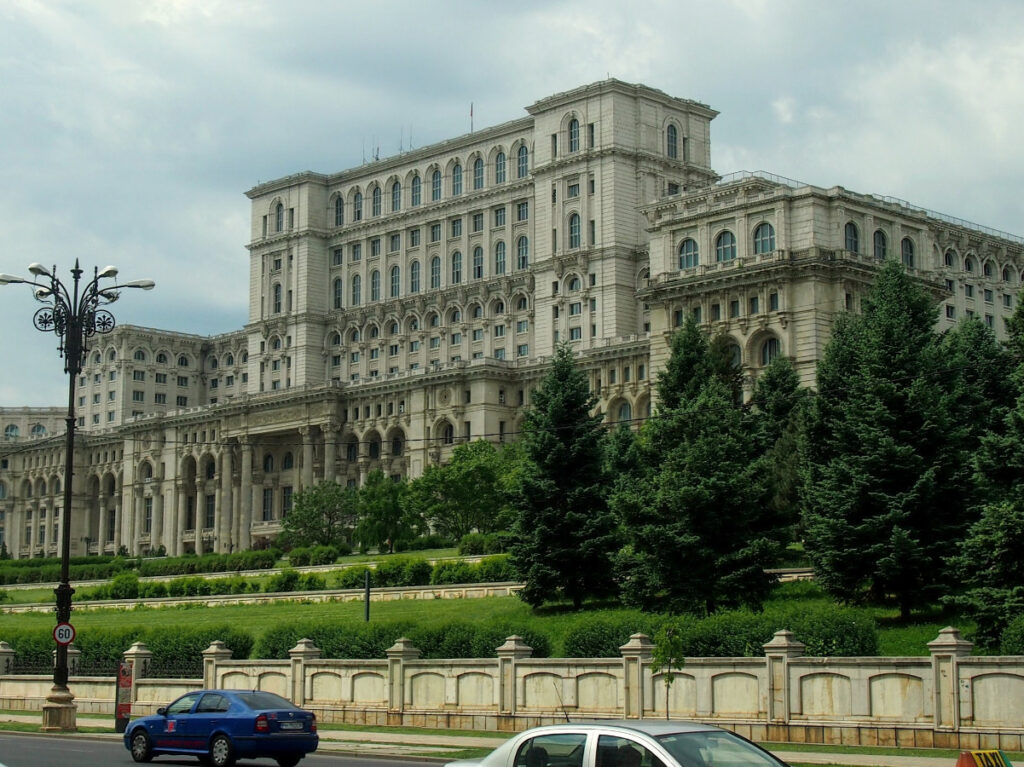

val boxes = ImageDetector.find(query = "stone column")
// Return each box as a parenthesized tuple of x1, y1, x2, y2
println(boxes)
(28, 503, 38, 554)
(51, 498, 61, 557)
(98, 493, 109, 555)
(202, 640, 233, 690)
(151, 485, 164, 554)
(239, 439, 253, 551)
(300, 427, 315, 491)
(385, 637, 421, 718)
(194, 479, 205, 555)
(763, 629, 805, 729)
(0, 641, 15, 674)
(289, 638, 322, 706)
(322, 420, 339, 484)
(176, 483, 188, 556)
(497, 635, 533, 715)
(218, 448, 233, 553)
(113, 492, 123, 553)
(928, 626, 972, 731)
(620, 633, 655, 719)
(133, 489, 144, 555)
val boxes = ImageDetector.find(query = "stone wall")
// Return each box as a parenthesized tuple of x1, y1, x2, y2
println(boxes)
(2, 627, 1022, 748)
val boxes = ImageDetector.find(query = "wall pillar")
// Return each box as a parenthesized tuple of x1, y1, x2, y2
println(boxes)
(0, 641, 14, 674)
(289, 638, 321, 706)
(385, 637, 421, 715)
(763, 629, 805, 724)
(322, 420, 339, 484)
(620, 633, 655, 719)
(928, 626, 972, 730)
(123, 642, 153, 708)
(113, 493, 122, 553)
(151, 484, 164, 554)
(202, 641, 233, 690)
(497, 635, 533, 715)
(176, 483, 188, 556)
(98, 492, 109, 554)
(300, 427, 315, 491)
(219, 448, 233, 553)
(194, 479, 205, 555)
(132, 489, 144, 555)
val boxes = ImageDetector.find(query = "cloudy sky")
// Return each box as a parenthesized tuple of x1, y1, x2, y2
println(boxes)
(2, 0, 1023, 406)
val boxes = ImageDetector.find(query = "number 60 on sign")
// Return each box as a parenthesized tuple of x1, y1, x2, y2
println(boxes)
(53, 622, 75, 645)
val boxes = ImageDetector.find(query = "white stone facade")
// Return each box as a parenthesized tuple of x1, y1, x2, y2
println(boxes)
(0, 80, 1021, 558)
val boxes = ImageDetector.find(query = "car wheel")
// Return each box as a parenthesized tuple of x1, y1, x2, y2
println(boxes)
(209, 733, 235, 767)
(129, 729, 153, 763)
(276, 757, 302, 767)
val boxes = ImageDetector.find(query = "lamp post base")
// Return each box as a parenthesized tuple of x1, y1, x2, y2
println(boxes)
(41, 685, 77, 732)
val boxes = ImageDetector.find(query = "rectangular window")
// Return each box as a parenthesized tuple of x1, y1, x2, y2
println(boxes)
(986, 313, 995, 328)
(494, 207, 506, 227)
(569, 326, 582, 340)
(389, 233, 401, 252)
(570, 302, 582, 316)
(516, 201, 529, 221)
(332, 247, 343, 265)
(369, 348, 380, 360)
(133, 370, 145, 381)
(472, 328, 483, 341)
(389, 344, 399, 356)
(262, 488, 274, 521)
(494, 347, 505, 360)
(450, 218, 462, 238)
(516, 319, 529, 333)
(430, 223, 441, 242)
(965, 284, 974, 298)
(108, 390, 116, 400)
(92, 392, 100, 404)
(693, 306, 702, 322)
(494, 324, 505, 337)
(410, 340, 420, 351)
(589, 220, 596, 245)
(517, 344, 529, 357)
(226, 375, 234, 386)
(946, 304, 956, 319)
(750, 296, 759, 314)
(472, 212, 484, 232)
(176, 395, 188, 407)
(153, 372, 166, 384)
(588, 123, 595, 147)
(451, 332, 462, 345)
(568, 183, 580, 198)
(351, 243, 362, 261)
(985, 288, 994, 303)
(210, 378, 219, 389)
(350, 351, 360, 363)
(674, 309, 683, 327)
(110, 371, 116, 381)
(769, 292, 779, 311)
(430, 336, 440, 349)
(132, 390, 144, 402)
(729, 299, 740, 318)
(371, 238, 381, 257)
(282, 486, 293, 517)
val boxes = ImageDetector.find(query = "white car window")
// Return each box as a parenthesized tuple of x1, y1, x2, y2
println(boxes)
(514, 733, 588, 767)
(596, 735, 665, 767)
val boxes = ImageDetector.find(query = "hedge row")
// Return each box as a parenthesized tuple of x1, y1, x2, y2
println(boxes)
(76, 555, 515, 602)
(136, 550, 278, 576)
(286, 544, 351, 567)
(0, 557, 132, 585)
(457, 532, 512, 555)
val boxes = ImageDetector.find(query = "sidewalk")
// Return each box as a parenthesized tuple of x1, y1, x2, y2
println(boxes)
(0, 711, 959, 766)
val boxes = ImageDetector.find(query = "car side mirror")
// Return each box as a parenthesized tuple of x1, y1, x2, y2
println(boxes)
(157, 707, 167, 716)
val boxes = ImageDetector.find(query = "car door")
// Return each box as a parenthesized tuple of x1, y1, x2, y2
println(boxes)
(512, 731, 589, 767)
(594, 735, 668, 767)
(183, 692, 232, 749)
(153, 692, 202, 751)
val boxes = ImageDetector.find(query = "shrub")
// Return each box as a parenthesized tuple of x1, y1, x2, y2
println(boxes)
(288, 547, 311, 567)
(410, 621, 478, 658)
(563, 615, 663, 658)
(335, 566, 373, 590)
(108, 572, 141, 601)
(431, 560, 476, 585)
(264, 569, 301, 593)
(138, 581, 168, 599)
(1000, 614, 1024, 654)
(398, 533, 453, 552)
(298, 573, 327, 591)
(475, 555, 515, 582)
(458, 533, 488, 555)
(375, 556, 431, 587)
(771, 604, 878, 656)
(0, 589, 9, 603)
(308, 545, 339, 566)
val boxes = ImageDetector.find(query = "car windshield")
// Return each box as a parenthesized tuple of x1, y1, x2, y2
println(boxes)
(655, 731, 784, 767)
(233, 691, 299, 710)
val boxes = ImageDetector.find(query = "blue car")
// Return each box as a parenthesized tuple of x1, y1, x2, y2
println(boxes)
(123, 689, 318, 767)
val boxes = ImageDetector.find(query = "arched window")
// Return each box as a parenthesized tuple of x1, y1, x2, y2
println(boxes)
(495, 152, 506, 184)
(568, 213, 581, 249)
(517, 237, 529, 269)
(429, 312, 439, 327)
(350, 328, 361, 343)
(431, 170, 442, 201)
(761, 337, 781, 366)
(391, 437, 403, 456)
(472, 304, 483, 318)
(263, 454, 274, 473)
(845, 222, 859, 253)
(134, 349, 147, 362)
(226, 354, 234, 365)
(334, 196, 344, 227)
(944, 250, 956, 267)
(390, 266, 401, 298)
(493, 300, 505, 315)
(517, 296, 528, 311)
(370, 325, 379, 339)
(1004, 267, 1014, 283)
(715, 231, 737, 262)
(371, 270, 381, 301)
(372, 186, 382, 216)
(568, 118, 579, 152)
(156, 352, 168, 364)
(333, 278, 343, 309)
(92, 352, 101, 364)
(282, 452, 294, 470)
(451, 252, 463, 284)
(873, 229, 887, 259)
(0, 481, 5, 499)
(108, 349, 117, 361)
(411, 175, 421, 207)
(351, 274, 362, 305)
(430, 256, 441, 289)
(451, 308, 462, 323)
(473, 246, 484, 279)
(984, 261, 993, 277)
(452, 164, 462, 196)
(353, 191, 363, 221)
(517, 145, 529, 178)
(31, 424, 46, 437)
(965, 257, 975, 273)
(4, 425, 19, 441)
(369, 440, 380, 459)
(753, 223, 775, 254)
(901, 237, 915, 268)
(618, 401, 632, 422)
(410, 260, 421, 293)
(473, 158, 484, 190)
(667, 124, 678, 159)
(275, 203, 283, 232)
(391, 181, 401, 212)
(494, 241, 506, 275)
(273, 283, 282, 313)
(205, 460, 216, 480)
(272, 337, 282, 350)
(569, 276, 581, 292)
(442, 423, 454, 445)
(331, 333, 341, 346)
(679, 238, 699, 269)
(209, 357, 218, 370)
(178, 355, 189, 367)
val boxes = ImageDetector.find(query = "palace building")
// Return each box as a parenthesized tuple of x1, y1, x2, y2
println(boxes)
(1, 80, 1021, 558)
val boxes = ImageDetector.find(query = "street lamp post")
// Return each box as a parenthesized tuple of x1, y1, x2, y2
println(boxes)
(0, 260, 153, 732)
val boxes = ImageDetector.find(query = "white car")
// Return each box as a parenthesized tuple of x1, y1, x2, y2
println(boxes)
(447, 721, 790, 767)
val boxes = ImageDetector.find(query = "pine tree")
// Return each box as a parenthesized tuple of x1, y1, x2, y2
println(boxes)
(508, 343, 618, 609)
(801, 261, 1011, 617)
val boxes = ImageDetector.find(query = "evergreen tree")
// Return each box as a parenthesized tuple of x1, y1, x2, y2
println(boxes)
(801, 261, 1009, 617)
(508, 343, 618, 609)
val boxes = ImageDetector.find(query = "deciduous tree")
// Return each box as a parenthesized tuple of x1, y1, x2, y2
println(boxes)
(280, 481, 358, 548)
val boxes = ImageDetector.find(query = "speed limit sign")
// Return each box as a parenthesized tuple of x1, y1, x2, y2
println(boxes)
(53, 622, 76, 646)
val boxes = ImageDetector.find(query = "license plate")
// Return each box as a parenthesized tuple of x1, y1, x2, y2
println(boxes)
(279, 721, 303, 731)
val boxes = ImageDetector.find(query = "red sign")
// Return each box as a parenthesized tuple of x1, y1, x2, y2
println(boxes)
(116, 661, 132, 721)
(53, 622, 75, 646)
